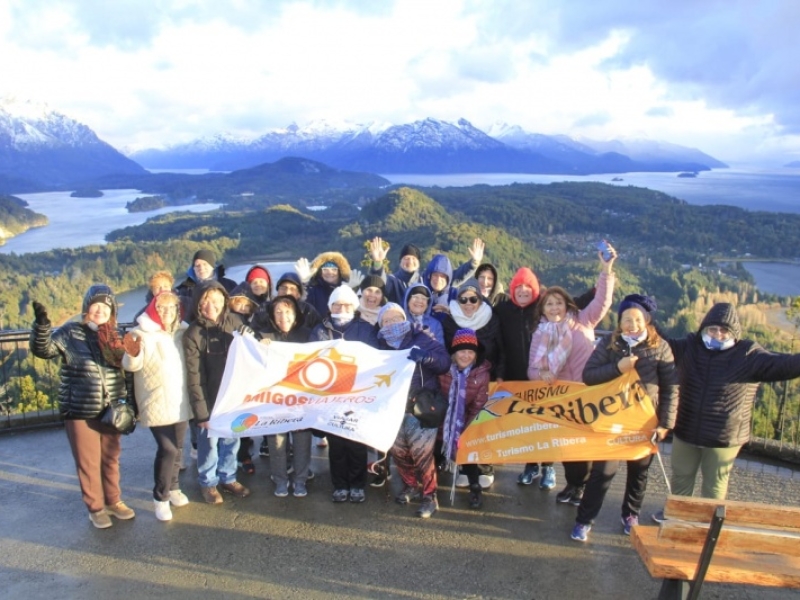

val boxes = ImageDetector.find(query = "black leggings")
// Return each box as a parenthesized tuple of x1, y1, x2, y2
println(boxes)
(150, 421, 188, 501)
(577, 455, 653, 525)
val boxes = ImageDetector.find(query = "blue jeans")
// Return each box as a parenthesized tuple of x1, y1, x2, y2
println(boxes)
(196, 427, 240, 487)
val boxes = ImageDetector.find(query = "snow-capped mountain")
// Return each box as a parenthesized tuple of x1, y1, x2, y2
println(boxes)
(132, 117, 725, 175)
(0, 97, 146, 191)
(573, 137, 728, 169)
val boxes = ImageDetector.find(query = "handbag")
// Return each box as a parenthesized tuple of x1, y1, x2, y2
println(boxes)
(410, 388, 448, 429)
(99, 398, 137, 435)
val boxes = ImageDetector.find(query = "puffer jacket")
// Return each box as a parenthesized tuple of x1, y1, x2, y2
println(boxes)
(30, 321, 128, 420)
(669, 302, 800, 448)
(255, 295, 312, 343)
(441, 305, 506, 380)
(305, 252, 352, 316)
(182, 281, 244, 423)
(438, 357, 492, 426)
(582, 332, 679, 430)
(378, 324, 451, 395)
(122, 311, 190, 427)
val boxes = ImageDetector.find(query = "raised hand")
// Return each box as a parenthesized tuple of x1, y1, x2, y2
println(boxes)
(468, 238, 485, 264)
(122, 332, 142, 357)
(32, 301, 50, 326)
(349, 268, 365, 287)
(599, 243, 618, 273)
(369, 237, 389, 263)
(294, 257, 311, 283)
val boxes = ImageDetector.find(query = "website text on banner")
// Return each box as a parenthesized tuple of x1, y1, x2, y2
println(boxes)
(456, 371, 658, 465)
(208, 334, 415, 452)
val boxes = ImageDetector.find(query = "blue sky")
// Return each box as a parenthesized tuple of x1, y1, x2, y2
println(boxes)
(1, 0, 798, 164)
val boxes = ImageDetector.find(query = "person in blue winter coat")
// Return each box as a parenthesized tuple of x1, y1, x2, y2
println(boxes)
(308, 284, 380, 504)
(422, 238, 485, 321)
(403, 283, 445, 346)
(377, 302, 450, 519)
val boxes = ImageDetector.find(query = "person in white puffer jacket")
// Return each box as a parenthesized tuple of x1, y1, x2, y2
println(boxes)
(122, 290, 191, 522)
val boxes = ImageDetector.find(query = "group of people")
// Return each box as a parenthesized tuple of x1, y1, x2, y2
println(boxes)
(30, 239, 800, 540)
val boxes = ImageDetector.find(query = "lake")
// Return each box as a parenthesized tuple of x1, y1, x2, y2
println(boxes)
(0, 189, 221, 255)
(741, 262, 800, 298)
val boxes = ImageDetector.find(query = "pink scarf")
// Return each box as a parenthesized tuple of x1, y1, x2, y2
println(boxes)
(531, 318, 573, 377)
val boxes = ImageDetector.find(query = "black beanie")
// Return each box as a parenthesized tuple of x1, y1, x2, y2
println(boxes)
(400, 244, 421, 260)
(360, 275, 386, 293)
(192, 249, 216, 266)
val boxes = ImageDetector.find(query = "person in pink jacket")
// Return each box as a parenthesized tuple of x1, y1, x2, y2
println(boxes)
(526, 245, 617, 495)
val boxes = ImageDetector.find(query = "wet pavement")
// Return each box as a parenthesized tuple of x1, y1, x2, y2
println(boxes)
(1, 427, 800, 600)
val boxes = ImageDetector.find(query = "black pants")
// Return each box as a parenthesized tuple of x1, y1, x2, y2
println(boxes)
(576, 455, 653, 525)
(328, 434, 368, 490)
(563, 460, 592, 487)
(150, 421, 188, 501)
(461, 463, 480, 487)
(237, 436, 253, 462)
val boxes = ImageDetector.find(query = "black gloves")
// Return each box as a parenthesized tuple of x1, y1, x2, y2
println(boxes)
(236, 324, 255, 337)
(32, 301, 50, 326)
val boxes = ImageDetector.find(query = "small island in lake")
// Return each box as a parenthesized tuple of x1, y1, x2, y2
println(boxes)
(677, 172, 698, 178)
(70, 189, 104, 198)
(611, 177, 624, 181)
(126, 195, 166, 212)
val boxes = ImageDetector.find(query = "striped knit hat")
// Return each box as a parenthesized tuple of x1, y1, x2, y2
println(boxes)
(451, 328, 480, 353)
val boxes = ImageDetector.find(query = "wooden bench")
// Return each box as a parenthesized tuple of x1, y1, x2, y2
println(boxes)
(631, 495, 800, 599)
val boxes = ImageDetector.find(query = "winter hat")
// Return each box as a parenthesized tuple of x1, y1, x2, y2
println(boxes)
(359, 275, 386, 294)
(328, 284, 359, 309)
(246, 266, 270, 284)
(378, 302, 406, 325)
(451, 328, 480, 353)
(618, 294, 658, 322)
(699, 302, 742, 340)
(83, 284, 116, 316)
(146, 291, 181, 330)
(509, 268, 540, 306)
(192, 249, 216, 266)
(457, 277, 481, 298)
(276, 271, 304, 293)
(400, 244, 421, 260)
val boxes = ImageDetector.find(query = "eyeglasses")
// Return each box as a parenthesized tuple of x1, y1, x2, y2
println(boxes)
(409, 293, 429, 302)
(705, 325, 732, 338)
(459, 296, 480, 305)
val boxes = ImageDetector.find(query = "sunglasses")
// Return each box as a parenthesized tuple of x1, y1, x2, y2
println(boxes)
(459, 296, 480, 305)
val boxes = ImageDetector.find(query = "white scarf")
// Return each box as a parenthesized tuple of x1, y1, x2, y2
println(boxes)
(448, 299, 493, 331)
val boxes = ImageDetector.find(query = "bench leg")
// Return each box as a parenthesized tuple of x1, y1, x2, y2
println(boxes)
(658, 579, 689, 600)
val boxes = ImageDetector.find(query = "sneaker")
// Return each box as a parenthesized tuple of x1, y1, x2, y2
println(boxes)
(556, 484, 577, 504)
(569, 486, 585, 506)
(468, 484, 482, 509)
(88, 510, 112, 529)
(332, 489, 349, 503)
(455, 473, 469, 488)
(539, 466, 556, 490)
(106, 501, 136, 520)
(652, 510, 668, 524)
(571, 522, 591, 542)
(259, 443, 269, 457)
(190, 447, 198, 460)
(370, 472, 388, 488)
(169, 490, 190, 507)
(221, 481, 251, 498)
(306, 470, 315, 482)
(201, 486, 224, 504)
(240, 459, 256, 475)
(274, 481, 289, 497)
(622, 514, 639, 536)
(293, 482, 307, 498)
(517, 464, 541, 485)
(154, 499, 173, 522)
(417, 495, 438, 518)
(315, 436, 328, 448)
(478, 474, 494, 489)
(349, 488, 366, 503)
(395, 485, 421, 505)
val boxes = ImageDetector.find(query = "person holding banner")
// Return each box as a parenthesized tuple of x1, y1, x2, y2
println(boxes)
(378, 303, 451, 518)
(438, 329, 492, 509)
(571, 294, 678, 542)
(309, 284, 380, 503)
(256, 295, 314, 498)
(527, 247, 617, 495)
(183, 280, 251, 505)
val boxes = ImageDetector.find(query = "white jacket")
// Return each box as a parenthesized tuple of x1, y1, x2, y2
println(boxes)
(122, 313, 190, 427)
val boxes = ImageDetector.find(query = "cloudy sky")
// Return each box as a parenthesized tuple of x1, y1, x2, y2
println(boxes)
(1, 0, 798, 165)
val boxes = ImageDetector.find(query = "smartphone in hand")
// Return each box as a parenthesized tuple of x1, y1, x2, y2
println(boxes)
(597, 240, 613, 262)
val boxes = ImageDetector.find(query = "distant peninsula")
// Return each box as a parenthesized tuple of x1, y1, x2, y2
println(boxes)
(126, 195, 166, 212)
(70, 188, 104, 198)
(0, 195, 48, 245)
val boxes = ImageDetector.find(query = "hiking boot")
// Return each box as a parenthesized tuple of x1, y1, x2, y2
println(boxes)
(478, 474, 494, 489)
(417, 495, 438, 518)
(517, 464, 540, 485)
(652, 510, 668, 524)
(332, 489, 349, 503)
(539, 466, 556, 490)
(556, 484, 577, 504)
(274, 481, 289, 497)
(349, 488, 366, 503)
(169, 490, 190, 507)
(293, 482, 307, 498)
(468, 484, 482, 509)
(396, 485, 421, 505)
(370, 471, 390, 487)
(202, 486, 223, 504)
(106, 501, 135, 520)
(154, 499, 172, 522)
(89, 510, 112, 529)
(569, 486, 585, 506)
(621, 514, 639, 536)
(221, 481, 251, 498)
(571, 522, 591, 542)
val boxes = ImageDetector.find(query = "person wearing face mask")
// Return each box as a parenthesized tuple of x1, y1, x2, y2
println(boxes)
(526, 248, 617, 495)
(377, 303, 450, 518)
(30, 285, 136, 529)
(570, 294, 678, 543)
(653, 303, 800, 514)
(309, 284, 379, 503)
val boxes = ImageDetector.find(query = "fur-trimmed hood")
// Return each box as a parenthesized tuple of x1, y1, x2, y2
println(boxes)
(310, 251, 352, 283)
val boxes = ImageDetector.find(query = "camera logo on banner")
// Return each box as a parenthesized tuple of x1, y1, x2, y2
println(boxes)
(282, 347, 358, 394)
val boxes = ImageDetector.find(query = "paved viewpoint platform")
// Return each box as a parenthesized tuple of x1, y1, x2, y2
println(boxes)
(2, 427, 800, 600)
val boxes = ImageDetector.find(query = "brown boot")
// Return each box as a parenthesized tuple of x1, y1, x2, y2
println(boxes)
(201, 486, 223, 504)
(220, 481, 251, 498)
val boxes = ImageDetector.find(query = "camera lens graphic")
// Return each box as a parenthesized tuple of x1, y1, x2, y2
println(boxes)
(298, 357, 338, 391)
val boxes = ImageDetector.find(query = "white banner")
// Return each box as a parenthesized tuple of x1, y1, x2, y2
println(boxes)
(207, 334, 416, 452)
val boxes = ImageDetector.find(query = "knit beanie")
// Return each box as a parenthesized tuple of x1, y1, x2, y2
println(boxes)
(457, 277, 481, 298)
(192, 249, 216, 266)
(400, 244, 421, 260)
(246, 266, 270, 284)
(509, 267, 540, 307)
(328, 284, 359, 309)
(378, 302, 406, 325)
(86, 293, 115, 315)
(360, 275, 387, 294)
(451, 328, 480, 353)
(699, 302, 742, 339)
(617, 294, 657, 322)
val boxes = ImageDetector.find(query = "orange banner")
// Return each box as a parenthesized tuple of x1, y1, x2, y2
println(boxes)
(456, 371, 658, 464)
